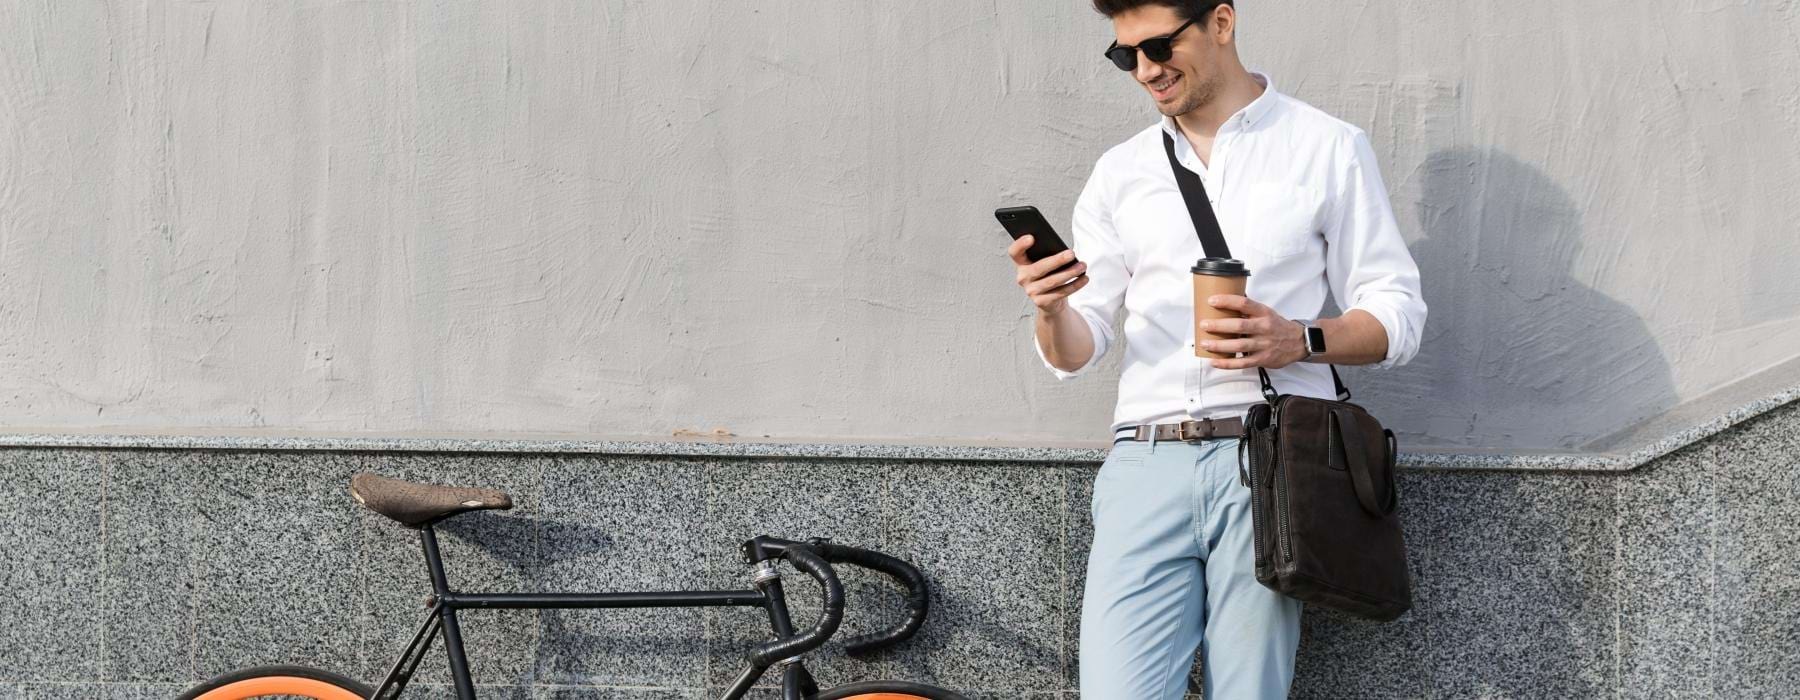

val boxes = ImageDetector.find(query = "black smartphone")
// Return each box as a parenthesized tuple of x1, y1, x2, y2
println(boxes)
(995, 205, 1079, 275)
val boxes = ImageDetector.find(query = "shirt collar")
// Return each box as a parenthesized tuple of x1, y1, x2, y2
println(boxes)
(1159, 71, 1279, 138)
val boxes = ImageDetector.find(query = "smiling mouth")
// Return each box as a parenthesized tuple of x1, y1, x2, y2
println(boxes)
(1149, 74, 1181, 97)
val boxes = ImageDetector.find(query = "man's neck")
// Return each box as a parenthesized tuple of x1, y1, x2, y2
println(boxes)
(1173, 69, 1265, 143)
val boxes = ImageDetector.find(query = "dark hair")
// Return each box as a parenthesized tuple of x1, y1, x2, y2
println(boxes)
(1091, 0, 1231, 21)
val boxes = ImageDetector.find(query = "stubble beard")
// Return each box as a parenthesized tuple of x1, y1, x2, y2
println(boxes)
(1157, 69, 1221, 118)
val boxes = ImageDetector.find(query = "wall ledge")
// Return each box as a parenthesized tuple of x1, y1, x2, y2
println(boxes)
(4, 356, 1797, 473)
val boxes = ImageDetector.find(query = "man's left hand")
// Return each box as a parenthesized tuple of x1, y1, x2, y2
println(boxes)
(1199, 295, 1308, 370)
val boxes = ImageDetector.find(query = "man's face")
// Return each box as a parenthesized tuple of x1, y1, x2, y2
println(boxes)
(1110, 4, 1228, 118)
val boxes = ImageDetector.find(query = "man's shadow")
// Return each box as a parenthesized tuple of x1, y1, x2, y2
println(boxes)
(1284, 149, 1678, 698)
(1342, 148, 1677, 452)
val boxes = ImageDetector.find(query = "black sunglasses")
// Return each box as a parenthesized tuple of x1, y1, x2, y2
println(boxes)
(1103, 17, 1199, 72)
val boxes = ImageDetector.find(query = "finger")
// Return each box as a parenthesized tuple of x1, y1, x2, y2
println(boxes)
(1038, 272, 1091, 302)
(1027, 266, 1088, 298)
(1025, 250, 1079, 279)
(1210, 351, 1270, 370)
(1198, 317, 1252, 335)
(1206, 294, 1270, 317)
(1026, 262, 1088, 296)
(1199, 337, 1265, 355)
(1007, 236, 1035, 265)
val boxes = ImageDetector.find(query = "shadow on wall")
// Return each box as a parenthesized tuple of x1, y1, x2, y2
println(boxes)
(1348, 149, 1677, 451)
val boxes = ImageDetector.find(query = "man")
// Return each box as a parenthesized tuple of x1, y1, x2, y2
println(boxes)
(1006, 1, 1426, 697)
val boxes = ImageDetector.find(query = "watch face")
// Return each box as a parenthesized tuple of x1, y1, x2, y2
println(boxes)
(1306, 326, 1327, 352)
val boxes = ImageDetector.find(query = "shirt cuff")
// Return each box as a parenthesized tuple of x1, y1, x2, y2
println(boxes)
(1347, 303, 1409, 370)
(1036, 309, 1108, 381)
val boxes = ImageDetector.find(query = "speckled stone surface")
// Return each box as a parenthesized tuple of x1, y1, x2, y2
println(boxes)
(1423, 471, 1621, 697)
(1617, 440, 1717, 696)
(1060, 467, 1095, 693)
(533, 687, 702, 699)
(103, 450, 203, 683)
(8, 684, 176, 699)
(188, 451, 364, 677)
(105, 684, 183, 699)
(0, 450, 104, 682)
(393, 684, 534, 699)
(5, 392, 1800, 696)
(881, 462, 1065, 693)
(1710, 401, 1800, 697)
(534, 455, 711, 688)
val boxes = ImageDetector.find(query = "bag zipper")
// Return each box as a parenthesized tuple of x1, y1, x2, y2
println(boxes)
(1276, 450, 1293, 563)
(1272, 398, 1294, 563)
(1242, 435, 1266, 567)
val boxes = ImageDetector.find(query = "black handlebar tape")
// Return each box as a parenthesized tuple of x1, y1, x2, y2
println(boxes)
(810, 541, 931, 655)
(747, 545, 845, 667)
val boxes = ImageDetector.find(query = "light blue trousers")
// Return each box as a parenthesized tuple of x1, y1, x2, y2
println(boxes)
(1080, 438, 1302, 699)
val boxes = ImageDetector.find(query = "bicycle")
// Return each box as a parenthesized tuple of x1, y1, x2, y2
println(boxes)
(177, 472, 969, 700)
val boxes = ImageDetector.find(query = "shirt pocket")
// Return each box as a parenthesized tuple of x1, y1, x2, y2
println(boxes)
(1240, 182, 1325, 260)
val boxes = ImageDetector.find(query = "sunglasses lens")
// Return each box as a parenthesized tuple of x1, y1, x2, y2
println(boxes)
(1105, 46, 1136, 71)
(1140, 38, 1173, 64)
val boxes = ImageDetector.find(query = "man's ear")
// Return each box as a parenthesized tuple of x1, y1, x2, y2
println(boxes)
(1209, 4, 1237, 45)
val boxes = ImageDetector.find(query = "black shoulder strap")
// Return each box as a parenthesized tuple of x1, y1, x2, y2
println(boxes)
(1161, 129, 1351, 402)
(1161, 131, 1232, 259)
(1259, 365, 1349, 403)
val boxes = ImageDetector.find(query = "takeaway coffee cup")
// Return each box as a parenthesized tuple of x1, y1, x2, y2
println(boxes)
(1192, 258, 1251, 360)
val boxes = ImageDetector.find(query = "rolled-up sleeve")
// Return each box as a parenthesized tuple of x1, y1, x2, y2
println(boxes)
(1324, 129, 1427, 369)
(1036, 162, 1128, 380)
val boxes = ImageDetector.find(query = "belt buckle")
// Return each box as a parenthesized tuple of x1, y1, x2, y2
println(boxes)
(1179, 420, 1215, 441)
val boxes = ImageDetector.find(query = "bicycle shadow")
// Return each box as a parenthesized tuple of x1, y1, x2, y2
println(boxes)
(877, 583, 1064, 684)
(434, 512, 721, 683)
(432, 512, 537, 566)
(434, 510, 638, 569)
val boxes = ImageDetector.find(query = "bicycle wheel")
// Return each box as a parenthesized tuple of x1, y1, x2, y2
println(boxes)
(812, 680, 969, 700)
(176, 665, 373, 700)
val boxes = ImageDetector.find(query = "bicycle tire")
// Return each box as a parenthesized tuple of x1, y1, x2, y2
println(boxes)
(811, 680, 969, 700)
(176, 664, 373, 700)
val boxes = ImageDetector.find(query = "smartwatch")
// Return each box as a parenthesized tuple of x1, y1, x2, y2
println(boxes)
(1294, 318, 1327, 360)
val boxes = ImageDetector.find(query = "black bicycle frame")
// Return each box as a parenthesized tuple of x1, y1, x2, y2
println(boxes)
(368, 529, 822, 700)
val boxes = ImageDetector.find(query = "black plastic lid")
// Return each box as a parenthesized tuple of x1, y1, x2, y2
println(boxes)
(1191, 257, 1251, 276)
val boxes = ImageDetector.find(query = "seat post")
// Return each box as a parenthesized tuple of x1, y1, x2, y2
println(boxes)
(418, 525, 478, 699)
(418, 525, 452, 596)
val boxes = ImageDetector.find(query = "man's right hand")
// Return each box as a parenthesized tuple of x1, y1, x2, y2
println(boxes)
(1009, 235, 1089, 314)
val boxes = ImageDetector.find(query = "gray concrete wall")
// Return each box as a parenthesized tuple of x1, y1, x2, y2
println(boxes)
(3, 398, 1797, 698)
(3, 1, 1798, 451)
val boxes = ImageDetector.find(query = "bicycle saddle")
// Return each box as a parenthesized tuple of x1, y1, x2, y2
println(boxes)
(350, 472, 513, 528)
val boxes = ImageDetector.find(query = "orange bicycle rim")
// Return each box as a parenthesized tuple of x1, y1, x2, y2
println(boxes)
(192, 676, 365, 700)
(840, 695, 932, 700)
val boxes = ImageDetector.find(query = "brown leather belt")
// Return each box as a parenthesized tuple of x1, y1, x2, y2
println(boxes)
(1114, 417, 1246, 443)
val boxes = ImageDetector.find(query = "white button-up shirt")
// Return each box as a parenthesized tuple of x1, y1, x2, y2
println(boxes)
(1039, 73, 1426, 437)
